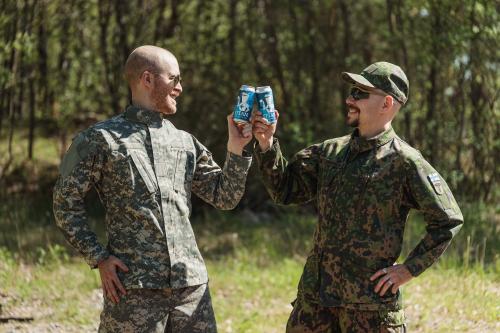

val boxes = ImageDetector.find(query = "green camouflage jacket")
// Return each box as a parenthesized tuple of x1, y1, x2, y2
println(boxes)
(53, 105, 252, 289)
(255, 127, 463, 310)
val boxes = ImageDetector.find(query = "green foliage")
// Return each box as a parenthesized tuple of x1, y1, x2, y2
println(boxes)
(0, 0, 497, 203)
(35, 244, 69, 266)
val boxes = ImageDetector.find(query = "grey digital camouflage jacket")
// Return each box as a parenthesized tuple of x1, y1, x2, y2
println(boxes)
(255, 126, 463, 310)
(53, 105, 252, 289)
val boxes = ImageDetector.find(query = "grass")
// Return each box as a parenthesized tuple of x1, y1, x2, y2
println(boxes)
(0, 200, 499, 332)
(0, 128, 498, 331)
(0, 248, 102, 332)
(209, 262, 500, 333)
(404, 267, 499, 332)
(1, 247, 498, 332)
(208, 258, 301, 333)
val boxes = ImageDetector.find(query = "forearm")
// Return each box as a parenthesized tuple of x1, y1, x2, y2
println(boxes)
(404, 214, 463, 276)
(255, 139, 290, 204)
(193, 151, 252, 210)
(254, 139, 317, 205)
(404, 156, 464, 276)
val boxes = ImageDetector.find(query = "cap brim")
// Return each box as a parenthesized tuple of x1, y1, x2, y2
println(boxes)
(341, 72, 375, 90)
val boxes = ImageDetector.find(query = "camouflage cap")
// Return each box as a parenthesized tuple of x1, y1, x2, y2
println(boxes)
(342, 61, 409, 104)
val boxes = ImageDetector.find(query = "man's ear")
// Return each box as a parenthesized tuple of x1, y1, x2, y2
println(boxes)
(140, 71, 154, 89)
(382, 95, 394, 112)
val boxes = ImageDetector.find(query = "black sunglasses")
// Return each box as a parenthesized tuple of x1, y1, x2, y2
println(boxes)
(349, 86, 387, 100)
(349, 86, 370, 100)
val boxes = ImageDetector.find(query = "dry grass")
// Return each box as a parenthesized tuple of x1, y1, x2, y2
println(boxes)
(1, 250, 498, 333)
(0, 204, 498, 332)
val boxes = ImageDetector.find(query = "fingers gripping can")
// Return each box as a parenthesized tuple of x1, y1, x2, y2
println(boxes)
(256, 86, 276, 124)
(233, 85, 256, 127)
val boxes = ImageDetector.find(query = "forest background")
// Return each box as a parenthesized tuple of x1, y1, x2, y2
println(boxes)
(0, 0, 498, 332)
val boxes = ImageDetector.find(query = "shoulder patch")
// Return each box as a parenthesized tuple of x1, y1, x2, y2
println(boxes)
(427, 172, 444, 195)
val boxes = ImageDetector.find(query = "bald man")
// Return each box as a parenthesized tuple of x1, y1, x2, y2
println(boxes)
(53, 45, 253, 332)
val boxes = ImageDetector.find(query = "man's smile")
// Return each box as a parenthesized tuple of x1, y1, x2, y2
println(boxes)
(347, 105, 360, 115)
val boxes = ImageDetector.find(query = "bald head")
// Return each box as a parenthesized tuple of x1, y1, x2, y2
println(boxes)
(124, 45, 177, 88)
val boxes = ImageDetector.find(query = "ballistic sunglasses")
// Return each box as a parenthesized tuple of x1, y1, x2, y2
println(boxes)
(349, 86, 387, 100)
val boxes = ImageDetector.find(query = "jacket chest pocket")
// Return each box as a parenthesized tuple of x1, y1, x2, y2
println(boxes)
(170, 149, 195, 195)
(332, 168, 371, 217)
(107, 145, 157, 197)
(164, 148, 195, 217)
(129, 150, 158, 194)
(351, 165, 404, 240)
(319, 157, 342, 193)
(151, 147, 193, 193)
(317, 157, 343, 221)
(360, 164, 403, 218)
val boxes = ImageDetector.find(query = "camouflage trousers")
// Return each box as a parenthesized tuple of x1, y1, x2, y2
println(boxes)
(286, 296, 406, 333)
(98, 283, 217, 333)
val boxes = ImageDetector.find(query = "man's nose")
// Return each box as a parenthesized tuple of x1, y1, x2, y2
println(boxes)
(174, 82, 182, 94)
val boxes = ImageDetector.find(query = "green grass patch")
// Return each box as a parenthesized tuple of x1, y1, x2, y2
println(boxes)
(208, 258, 301, 333)
(0, 247, 101, 330)
(1, 246, 498, 332)
(0, 198, 498, 332)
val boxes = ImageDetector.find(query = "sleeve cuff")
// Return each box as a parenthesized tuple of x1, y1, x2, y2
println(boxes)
(254, 138, 280, 159)
(403, 260, 423, 277)
(87, 249, 111, 269)
(225, 151, 252, 174)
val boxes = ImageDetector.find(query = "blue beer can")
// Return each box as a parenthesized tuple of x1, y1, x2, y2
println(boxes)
(256, 86, 276, 124)
(233, 85, 256, 126)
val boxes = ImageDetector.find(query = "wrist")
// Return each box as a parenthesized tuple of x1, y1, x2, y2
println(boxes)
(258, 137, 273, 152)
(402, 264, 415, 278)
(97, 254, 111, 267)
(227, 143, 243, 156)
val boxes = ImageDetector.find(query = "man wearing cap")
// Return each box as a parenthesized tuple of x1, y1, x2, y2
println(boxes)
(53, 45, 253, 332)
(252, 61, 463, 332)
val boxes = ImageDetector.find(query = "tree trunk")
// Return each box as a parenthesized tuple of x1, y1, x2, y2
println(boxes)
(425, 5, 441, 164)
(305, 4, 318, 127)
(387, 0, 412, 143)
(338, 0, 351, 114)
(153, 0, 168, 43)
(98, 0, 121, 113)
(37, 0, 49, 119)
(228, 0, 237, 84)
(114, 1, 130, 66)
(28, 79, 35, 160)
(262, 0, 290, 111)
(25, 0, 36, 160)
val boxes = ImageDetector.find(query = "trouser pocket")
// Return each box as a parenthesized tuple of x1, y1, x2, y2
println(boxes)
(379, 308, 406, 332)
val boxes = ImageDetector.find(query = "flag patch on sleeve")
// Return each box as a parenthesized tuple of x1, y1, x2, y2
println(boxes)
(427, 172, 444, 195)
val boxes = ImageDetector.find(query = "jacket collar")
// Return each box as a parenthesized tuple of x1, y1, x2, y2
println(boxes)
(349, 126, 396, 154)
(123, 104, 163, 126)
